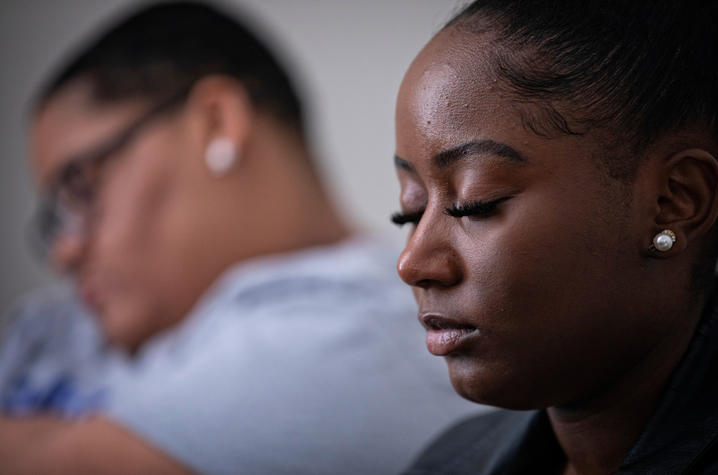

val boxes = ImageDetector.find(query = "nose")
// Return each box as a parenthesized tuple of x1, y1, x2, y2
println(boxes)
(397, 215, 462, 289)
(49, 230, 87, 274)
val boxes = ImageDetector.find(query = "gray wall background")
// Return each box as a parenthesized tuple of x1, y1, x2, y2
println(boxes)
(0, 0, 465, 308)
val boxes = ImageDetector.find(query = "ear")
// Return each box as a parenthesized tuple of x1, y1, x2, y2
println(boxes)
(651, 148, 718, 255)
(184, 75, 254, 175)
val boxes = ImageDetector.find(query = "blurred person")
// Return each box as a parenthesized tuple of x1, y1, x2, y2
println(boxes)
(0, 2, 478, 473)
(392, 0, 718, 474)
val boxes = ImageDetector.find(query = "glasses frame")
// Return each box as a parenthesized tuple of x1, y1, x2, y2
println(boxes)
(29, 85, 193, 260)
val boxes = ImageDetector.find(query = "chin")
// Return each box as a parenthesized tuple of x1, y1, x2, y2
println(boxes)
(98, 304, 154, 353)
(446, 356, 544, 410)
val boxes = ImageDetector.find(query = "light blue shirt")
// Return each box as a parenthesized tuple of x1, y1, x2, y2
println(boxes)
(0, 238, 482, 474)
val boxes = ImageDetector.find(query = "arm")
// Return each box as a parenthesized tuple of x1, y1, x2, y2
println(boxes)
(0, 415, 191, 474)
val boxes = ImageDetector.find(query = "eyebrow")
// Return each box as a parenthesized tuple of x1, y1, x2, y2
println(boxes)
(394, 139, 526, 172)
(433, 140, 526, 168)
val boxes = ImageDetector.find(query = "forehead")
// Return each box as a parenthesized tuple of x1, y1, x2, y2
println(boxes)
(396, 28, 506, 147)
(397, 28, 605, 172)
(30, 82, 145, 188)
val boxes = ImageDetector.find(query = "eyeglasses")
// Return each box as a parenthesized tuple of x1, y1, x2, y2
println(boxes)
(29, 86, 192, 259)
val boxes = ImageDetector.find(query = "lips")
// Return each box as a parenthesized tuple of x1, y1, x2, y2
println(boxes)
(420, 313, 479, 356)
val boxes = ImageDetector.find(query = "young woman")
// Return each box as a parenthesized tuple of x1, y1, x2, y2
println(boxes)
(393, 1, 718, 473)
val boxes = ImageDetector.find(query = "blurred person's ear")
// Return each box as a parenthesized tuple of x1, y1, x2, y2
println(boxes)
(184, 75, 254, 177)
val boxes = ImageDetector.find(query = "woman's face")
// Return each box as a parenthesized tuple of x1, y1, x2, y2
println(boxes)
(394, 28, 667, 409)
(29, 81, 232, 351)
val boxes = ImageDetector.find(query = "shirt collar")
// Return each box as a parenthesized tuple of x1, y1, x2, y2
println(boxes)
(619, 288, 718, 473)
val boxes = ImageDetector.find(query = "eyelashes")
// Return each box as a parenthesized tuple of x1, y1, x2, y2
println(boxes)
(391, 197, 510, 227)
(444, 196, 510, 218)
(391, 210, 423, 226)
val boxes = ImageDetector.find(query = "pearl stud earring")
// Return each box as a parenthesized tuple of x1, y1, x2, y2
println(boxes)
(205, 138, 239, 176)
(651, 229, 676, 252)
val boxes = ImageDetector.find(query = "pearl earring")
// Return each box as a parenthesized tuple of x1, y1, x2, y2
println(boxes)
(651, 229, 676, 252)
(205, 138, 239, 176)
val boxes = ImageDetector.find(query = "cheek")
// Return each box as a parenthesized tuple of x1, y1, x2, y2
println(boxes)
(457, 187, 626, 334)
(91, 144, 182, 287)
(88, 144, 188, 347)
(102, 177, 170, 253)
(448, 188, 639, 404)
(99, 292, 161, 348)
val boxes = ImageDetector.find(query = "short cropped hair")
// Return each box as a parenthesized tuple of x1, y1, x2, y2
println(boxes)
(36, 1, 304, 133)
(447, 0, 718, 179)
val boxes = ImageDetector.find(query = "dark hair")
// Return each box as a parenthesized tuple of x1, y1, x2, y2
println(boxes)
(446, 0, 718, 179)
(36, 1, 304, 133)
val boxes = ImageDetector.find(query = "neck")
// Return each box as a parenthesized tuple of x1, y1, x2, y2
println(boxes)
(549, 302, 703, 475)
(225, 119, 352, 257)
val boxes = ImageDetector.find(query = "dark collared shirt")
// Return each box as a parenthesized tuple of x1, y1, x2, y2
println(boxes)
(407, 292, 718, 474)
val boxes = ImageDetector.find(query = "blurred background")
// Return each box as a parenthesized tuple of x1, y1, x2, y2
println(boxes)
(0, 0, 466, 308)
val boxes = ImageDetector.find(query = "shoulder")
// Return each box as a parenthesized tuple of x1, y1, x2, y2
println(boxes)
(103, 238, 477, 473)
(234, 237, 407, 303)
(189, 237, 416, 336)
(406, 409, 536, 475)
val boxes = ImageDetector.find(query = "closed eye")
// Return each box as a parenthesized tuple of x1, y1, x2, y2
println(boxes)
(391, 210, 424, 227)
(444, 196, 510, 218)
